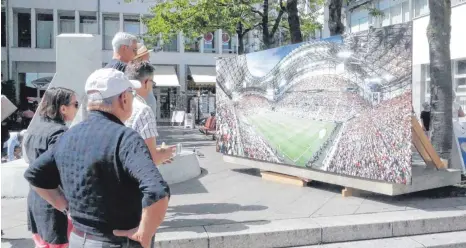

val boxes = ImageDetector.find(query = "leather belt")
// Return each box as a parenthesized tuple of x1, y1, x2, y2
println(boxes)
(72, 229, 124, 243)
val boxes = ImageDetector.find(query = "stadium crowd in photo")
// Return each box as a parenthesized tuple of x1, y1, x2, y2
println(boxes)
(216, 22, 413, 184)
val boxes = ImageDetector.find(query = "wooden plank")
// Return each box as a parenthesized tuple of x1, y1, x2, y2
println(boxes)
(411, 116, 446, 169)
(342, 187, 353, 197)
(260, 171, 309, 187)
(412, 128, 433, 166)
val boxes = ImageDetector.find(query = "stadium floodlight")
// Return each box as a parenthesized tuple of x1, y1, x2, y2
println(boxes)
(382, 74, 395, 81)
(337, 50, 353, 59)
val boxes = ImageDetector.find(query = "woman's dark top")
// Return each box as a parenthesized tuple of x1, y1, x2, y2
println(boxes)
(420, 110, 431, 131)
(23, 117, 68, 244)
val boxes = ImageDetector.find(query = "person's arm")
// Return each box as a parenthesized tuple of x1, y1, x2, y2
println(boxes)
(113, 131, 170, 247)
(136, 107, 173, 165)
(23, 148, 67, 212)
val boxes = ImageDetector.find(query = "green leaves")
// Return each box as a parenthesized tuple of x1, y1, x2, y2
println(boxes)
(137, 0, 324, 53)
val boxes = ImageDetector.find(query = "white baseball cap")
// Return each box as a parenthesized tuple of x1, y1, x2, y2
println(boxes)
(85, 68, 141, 98)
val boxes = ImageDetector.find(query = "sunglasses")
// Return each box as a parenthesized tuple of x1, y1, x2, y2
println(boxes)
(69, 101, 79, 108)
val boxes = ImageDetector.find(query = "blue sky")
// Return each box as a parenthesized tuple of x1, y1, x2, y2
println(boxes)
(245, 35, 343, 77)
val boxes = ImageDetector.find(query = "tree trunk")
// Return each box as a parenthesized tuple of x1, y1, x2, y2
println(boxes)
(286, 0, 302, 43)
(236, 22, 245, 54)
(328, 0, 344, 36)
(262, 0, 271, 48)
(426, 0, 453, 161)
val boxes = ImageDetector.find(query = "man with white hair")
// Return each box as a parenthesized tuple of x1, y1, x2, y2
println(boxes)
(105, 32, 138, 72)
(24, 68, 170, 248)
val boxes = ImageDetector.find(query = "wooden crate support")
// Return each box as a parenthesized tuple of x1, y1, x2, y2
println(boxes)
(260, 171, 310, 187)
(411, 116, 447, 169)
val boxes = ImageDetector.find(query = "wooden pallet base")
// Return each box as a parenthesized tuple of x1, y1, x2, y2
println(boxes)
(342, 187, 362, 197)
(260, 171, 310, 187)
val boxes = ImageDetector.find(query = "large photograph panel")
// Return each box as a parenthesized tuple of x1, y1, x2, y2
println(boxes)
(216, 23, 413, 184)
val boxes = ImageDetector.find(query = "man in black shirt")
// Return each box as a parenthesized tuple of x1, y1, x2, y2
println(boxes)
(105, 32, 138, 72)
(420, 102, 431, 139)
(24, 68, 170, 248)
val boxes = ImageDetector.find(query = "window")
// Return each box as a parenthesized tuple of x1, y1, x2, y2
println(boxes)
(59, 16, 75, 34)
(402, 1, 410, 22)
(424, 64, 431, 96)
(184, 36, 199, 52)
(221, 32, 237, 53)
(103, 16, 119, 50)
(390, 4, 402, 25)
(17, 12, 31, 47)
(457, 60, 466, 75)
(350, 8, 369, 32)
(381, 9, 390, 27)
(123, 17, 140, 36)
(203, 32, 215, 53)
(455, 60, 466, 92)
(80, 15, 98, 34)
(162, 35, 178, 52)
(1, 12, 6, 47)
(36, 13, 54, 48)
(414, 0, 429, 17)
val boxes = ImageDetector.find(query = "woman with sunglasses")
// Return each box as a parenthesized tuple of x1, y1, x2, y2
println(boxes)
(23, 87, 79, 248)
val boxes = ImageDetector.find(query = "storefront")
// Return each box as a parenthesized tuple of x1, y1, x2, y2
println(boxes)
(153, 65, 180, 122)
(187, 66, 217, 122)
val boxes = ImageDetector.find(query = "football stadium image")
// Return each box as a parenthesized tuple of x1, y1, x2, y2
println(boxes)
(216, 22, 413, 184)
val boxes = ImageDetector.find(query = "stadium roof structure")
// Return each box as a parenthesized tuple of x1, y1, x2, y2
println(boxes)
(217, 22, 412, 97)
(341, 23, 412, 93)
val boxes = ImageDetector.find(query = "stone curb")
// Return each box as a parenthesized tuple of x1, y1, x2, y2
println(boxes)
(154, 208, 466, 248)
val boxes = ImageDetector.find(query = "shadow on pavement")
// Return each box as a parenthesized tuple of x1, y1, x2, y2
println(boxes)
(1, 238, 34, 248)
(161, 203, 269, 232)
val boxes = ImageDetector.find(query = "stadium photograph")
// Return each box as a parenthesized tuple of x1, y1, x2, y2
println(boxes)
(216, 22, 413, 184)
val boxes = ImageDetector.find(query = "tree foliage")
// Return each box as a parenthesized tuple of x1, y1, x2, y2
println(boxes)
(139, 0, 324, 54)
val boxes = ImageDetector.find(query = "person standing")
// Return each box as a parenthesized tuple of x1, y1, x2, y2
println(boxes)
(24, 68, 170, 248)
(132, 43, 158, 123)
(125, 61, 174, 165)
(23, 87, 79, 248)
(4, 129, 26, 161)
(105, 32, 138, 72)
(420, 102, 431, 139)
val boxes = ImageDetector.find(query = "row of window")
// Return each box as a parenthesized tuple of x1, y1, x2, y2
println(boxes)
(1, 10, 238, 53)
(423, 59, 466, 97)
(350, 0, 429, 33)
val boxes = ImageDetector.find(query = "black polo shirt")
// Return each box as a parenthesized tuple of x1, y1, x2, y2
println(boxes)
(24, 111, 170, 239)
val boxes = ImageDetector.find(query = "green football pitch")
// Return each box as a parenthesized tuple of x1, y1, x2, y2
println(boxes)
(246, 112, 337, 167)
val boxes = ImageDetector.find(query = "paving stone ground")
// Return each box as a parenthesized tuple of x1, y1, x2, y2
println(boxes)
(2, 126, 466, 247)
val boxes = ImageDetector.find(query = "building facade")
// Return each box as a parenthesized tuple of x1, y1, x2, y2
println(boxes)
(320, 0, 466, 117)
(1, 0, 241, 122)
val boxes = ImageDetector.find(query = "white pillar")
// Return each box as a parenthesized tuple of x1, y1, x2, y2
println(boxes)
(75, 10, 80, 33)
(216, 29, 222, 54)
(139, 14, 144, 37)
(53, 9, 58, 47)
(199, 38, 204, 53)
(31, 8, 36, 48)
(119, 13, 124, 31)
(178, 64, 186, 94)
(178, 32, 184, 53)
(8, 7, 14, 47)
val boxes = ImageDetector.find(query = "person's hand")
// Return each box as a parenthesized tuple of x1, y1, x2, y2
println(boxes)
(156, 145, 176, 163)
(113, 228, 152, 248)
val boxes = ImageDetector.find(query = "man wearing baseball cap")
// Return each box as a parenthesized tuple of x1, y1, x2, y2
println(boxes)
(24, 68, 170, 248)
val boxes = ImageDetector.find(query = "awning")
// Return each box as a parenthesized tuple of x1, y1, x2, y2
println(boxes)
(189, 66, 216, 85)
(153, 66, 180, 87)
